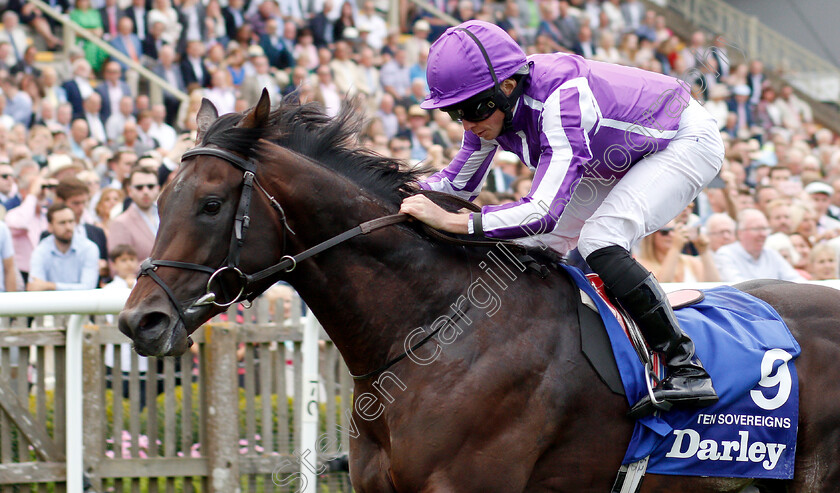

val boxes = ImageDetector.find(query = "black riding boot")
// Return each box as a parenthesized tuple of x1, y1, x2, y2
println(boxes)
(586, 246, 718, 418)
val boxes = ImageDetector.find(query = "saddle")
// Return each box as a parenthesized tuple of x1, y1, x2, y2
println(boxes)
(577, 273, 704, 397)
(566, 267, 801, 489)
(416, 188, 708, 399)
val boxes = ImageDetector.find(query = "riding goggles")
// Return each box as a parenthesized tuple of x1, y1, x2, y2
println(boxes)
(443, 88, 499, 122)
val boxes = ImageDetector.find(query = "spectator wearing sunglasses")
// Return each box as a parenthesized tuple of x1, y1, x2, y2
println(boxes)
(0, 162, 19, 210)
(636, 221, 719, 283)
(400, 20, 726, 417)
(108, 166, 160, 260)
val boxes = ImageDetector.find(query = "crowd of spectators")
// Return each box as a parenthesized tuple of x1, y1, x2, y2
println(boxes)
(0, 0, 840, 297)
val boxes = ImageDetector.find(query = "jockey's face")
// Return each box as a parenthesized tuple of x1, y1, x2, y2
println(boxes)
(461, 108, 505, 141)
(458, 78, 517, 141)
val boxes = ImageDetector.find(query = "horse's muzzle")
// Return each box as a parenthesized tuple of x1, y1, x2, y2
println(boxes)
(118, 308, 190, 357)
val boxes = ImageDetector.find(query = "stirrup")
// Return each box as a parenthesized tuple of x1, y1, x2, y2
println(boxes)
(618, 307, 672, 418)
(628, 362, 672, 419)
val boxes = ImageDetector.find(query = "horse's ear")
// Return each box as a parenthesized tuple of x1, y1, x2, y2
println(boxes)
(196, 98, 218, 143)
(239, 89, 271, 129)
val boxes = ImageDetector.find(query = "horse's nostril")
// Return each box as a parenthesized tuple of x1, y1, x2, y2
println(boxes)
(118, 311, 135, 339)
(139, 311, 170, 332)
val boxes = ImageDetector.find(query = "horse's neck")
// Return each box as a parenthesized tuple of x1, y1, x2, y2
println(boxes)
(262, 158, 449, 373)
(289, 228, 474, 377)
(268, 160, 576, 377)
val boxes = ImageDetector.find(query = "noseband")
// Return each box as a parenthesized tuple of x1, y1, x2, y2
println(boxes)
(139, 145, 408, 327)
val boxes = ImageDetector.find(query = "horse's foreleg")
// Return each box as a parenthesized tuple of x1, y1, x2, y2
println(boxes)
(410, 465, 530, 493)
(349, 439, 397, 493)
(349, 460, 397, 493)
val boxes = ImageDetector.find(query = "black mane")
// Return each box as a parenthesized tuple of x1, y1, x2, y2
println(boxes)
(200, 99, 565, 268)
(200, 99, 425, 207)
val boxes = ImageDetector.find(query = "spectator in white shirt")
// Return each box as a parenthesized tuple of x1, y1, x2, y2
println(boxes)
(704, 85, 730, 130)
(0, 222, 16, 292)
(105, 96, 136, 146)
(102, 244, 150, 395)
(204, 70, 236, 116)
(83, 92, 107, 144)
(715, 208, 804, 282)
(314, 65, 342, 118)
(148, 104, 177, 151)
(355, 0, 387, 51)
(1, 11, 30, 68)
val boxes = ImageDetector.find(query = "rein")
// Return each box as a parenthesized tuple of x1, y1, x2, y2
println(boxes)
(140, 145, 414, 324)
(141, 144, 542, 381)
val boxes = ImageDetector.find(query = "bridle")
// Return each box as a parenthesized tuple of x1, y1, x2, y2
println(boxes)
(139, 144, 540, 380)
(139, 145, 408, 327)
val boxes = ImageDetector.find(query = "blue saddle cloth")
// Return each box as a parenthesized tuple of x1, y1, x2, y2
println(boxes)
(560, 265, 800, 479)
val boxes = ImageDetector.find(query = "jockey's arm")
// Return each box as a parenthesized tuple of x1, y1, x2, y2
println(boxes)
(403, 86, 590, 238)
(471, 108, 590, 240)
(400, 131, 496, 234)
(399, 195, 470, 234)
(417, 132, 497, 201)
(401, 138, 585, 237)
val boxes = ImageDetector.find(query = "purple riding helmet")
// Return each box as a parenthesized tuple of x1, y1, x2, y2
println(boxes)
(421, 20, 528, 129)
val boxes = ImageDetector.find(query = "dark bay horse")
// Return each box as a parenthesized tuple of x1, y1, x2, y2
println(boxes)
(119, 92, 840, 492)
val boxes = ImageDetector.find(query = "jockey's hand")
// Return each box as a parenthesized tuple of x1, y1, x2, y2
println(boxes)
(400, 195, 470, 234)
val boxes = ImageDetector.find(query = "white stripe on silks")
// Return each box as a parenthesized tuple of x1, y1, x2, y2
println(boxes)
(523, 95, 543, 111)
(451, 138, 496, 192)
(426, 179, 475, 200)
(482, 195, 554, 235)
(517, 130, 532, 169)
(600, 118, 678, 139)
(558, 77, 601, 150)
(483, 87, 575, 233)
(529, 87, 576, 207)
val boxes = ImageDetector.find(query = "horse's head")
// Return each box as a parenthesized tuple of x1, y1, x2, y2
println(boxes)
(118, 91, 292, 356)
(120, 89, 424, 357)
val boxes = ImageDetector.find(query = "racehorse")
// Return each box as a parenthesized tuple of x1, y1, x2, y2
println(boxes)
(119, 91, 840, 492)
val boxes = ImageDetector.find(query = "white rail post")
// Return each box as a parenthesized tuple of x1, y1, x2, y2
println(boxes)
(300, 315, 320, 492)
(66, 314, 84, 493)
(0, 290, 129, 493)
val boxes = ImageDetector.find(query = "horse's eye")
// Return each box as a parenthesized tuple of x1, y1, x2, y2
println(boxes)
(203, 200, 222, 215)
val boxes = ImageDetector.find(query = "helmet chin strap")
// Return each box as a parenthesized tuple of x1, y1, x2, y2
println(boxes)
(497, 73, 527, 133)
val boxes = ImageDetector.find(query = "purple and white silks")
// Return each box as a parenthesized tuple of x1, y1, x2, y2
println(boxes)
(421, 53, 692, 242)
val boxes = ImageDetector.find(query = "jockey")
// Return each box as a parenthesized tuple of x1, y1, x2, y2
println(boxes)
(399, 20, 724, 417)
